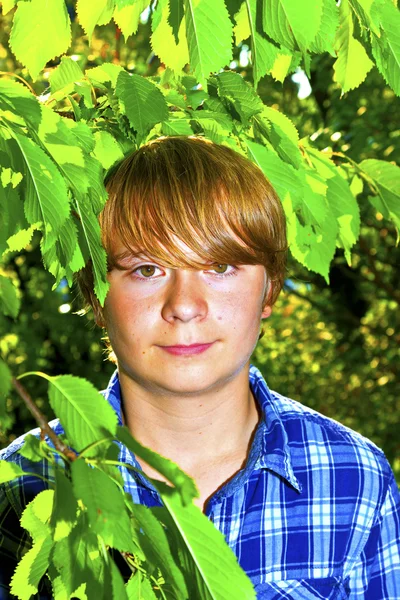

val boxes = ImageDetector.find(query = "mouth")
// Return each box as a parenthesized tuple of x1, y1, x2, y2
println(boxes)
(158, 342, 215, 356)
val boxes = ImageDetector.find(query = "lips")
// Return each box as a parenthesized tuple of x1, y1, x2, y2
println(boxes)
(158, 342, 215, 356)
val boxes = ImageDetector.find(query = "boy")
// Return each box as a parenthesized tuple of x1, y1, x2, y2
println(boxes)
(1, 136, 399, 598)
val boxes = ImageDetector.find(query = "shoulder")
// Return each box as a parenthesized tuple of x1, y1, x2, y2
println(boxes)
(0, 418, 63, 462)
(270, 388, 393, 487)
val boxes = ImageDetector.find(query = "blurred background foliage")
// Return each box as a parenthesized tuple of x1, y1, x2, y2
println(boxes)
(0, 3, 399, 480)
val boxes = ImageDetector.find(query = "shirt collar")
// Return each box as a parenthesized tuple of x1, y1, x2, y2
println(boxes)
(249, 364, 302, 493)
(101, 364, 302, 494)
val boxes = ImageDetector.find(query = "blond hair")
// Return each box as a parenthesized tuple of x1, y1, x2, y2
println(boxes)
(75, 136, 287, 362)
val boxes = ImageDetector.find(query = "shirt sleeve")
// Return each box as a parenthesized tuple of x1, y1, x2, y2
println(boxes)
(349, 467, 400, 598)
(0, 473, 53, 599)
(0, 480, 32, 599)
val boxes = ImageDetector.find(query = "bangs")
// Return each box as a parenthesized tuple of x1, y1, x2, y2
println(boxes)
(100, 136, 286, 277)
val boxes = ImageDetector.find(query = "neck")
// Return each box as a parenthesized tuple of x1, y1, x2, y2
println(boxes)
(118, 365, 261, 472)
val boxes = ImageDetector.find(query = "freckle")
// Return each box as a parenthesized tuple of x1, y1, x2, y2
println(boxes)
(142, 351, 146, 354)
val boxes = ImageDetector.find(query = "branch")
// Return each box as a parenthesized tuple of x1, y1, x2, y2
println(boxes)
(11, 377, 77, 462)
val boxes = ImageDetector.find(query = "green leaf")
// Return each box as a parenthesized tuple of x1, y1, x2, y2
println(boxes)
(359, 158, 400, 236)
(86, 63, 124, 88)
(50, 56, 85, 94)
(161, 115, 194, 136)
(233, 2, 250, 45)
(52, 512, 106, 598)
(9, 130, 70, 250)
(10, 534, 53, 600)
(0, 273, 20, 318)
(245, 139, 304, 205)
(307, 146, 361, 264)
(1, 0, 16, 15)
(333, 0, 374, 94)
(154, 483, 256, 600)
(244, 0, 290, 87)
(0, 460, 28, 483)
(151, 0, 189, 73)
(129, 503, 188, 598)
(0, 78, 42, 130)
(46, 374, 117, 452)
(9, 0, 71, 81)
(184, 0, 233, 88)
(71, 459, 137, 553)
(215, 71, 264, 125)
(0, 358, 12, 417)
(370, 0, 400, 96)
(93, 130, 124, 170)
(255, 106, 302, 168)
(114, 0, 149, 40)
(126, 572, 158, 600)
(18, 434, 44, 463)
(309, 0, 339, 55)
(117, 425, 199, 506)
(77, 0, 115, 39)
(262, 0, 323, 53)
(115, 71, 169, 139)
(6, 223, 41, 253)
(50, 469, 79, 541)
(20, 489, 54, 542)
(74, 194, 110, 305)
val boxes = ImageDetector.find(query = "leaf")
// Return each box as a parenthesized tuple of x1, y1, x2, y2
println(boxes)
(18, 434, 44, 463)
(333, 0, 374, 94)
(184, 0, 233, 88)
(245, 139, 304, 205)
(71, 459, 138, 553)
(9, 130, 71, 250)
(0, 460, 28, 483)
(6, 223, 41, 253)
(0, 358, 12, 418)
(262, 0, 323, 53)
(1, 0, 16, 15)
(77, 0, 115, 39)
(50, 56, 85, 94)
(129, 503, 188, 597)
(117, 425, 199, 506)
(114, 0, 149, 40)
(93, 130, 124, 170)
(161, 116, 194, 136)
(154, 483, 256, 600)
(74, 194, 110, 305)
(309, 0, 339, 55)
(50, 469, 79, 541)
(0, 273, 20, 318)
(0, 78, 42, 130)
(244, 0, 291, 87)
(46, 374, 117, 452)
(9, 0, 71, 81)
(115, 70, 169, 140)
(151, 0, 189, 73)
(52, 512, 106, 598)
(359, 158, 400, 236)
(126, 572, 158, 600)
(20, 489, 54, 542)
(255, 106, 302, 168)
(370, 0, 400, 96)
(307, 146, 361, 264)
(233, 2, 250, 45)
(86, 63, 124, 87)
(10, 534, 53, 600)
(215, 71, 264, 125)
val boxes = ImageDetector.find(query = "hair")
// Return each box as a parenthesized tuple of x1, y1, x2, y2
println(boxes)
(74, 136, 288, 363)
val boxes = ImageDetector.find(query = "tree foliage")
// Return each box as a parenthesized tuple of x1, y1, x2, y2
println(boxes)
(0, 0, 399, 597)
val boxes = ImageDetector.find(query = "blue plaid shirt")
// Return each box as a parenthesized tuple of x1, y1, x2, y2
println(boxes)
(1, 364, 400, 599)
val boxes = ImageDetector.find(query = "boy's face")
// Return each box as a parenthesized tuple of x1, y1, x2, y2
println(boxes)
(100, 234, 272, 398)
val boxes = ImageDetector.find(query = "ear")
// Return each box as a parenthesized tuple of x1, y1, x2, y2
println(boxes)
(261, 305, 272, 319)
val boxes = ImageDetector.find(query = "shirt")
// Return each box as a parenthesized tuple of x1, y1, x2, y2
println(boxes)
(1, 364, 399, 599)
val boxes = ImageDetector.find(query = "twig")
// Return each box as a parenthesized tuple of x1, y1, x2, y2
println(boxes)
(11, 377, 77, 462)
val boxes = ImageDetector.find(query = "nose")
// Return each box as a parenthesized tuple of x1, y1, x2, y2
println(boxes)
(161, 270, 208, 323)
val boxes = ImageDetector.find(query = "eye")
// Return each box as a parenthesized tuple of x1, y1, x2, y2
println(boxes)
(130, 263, 238, 280)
